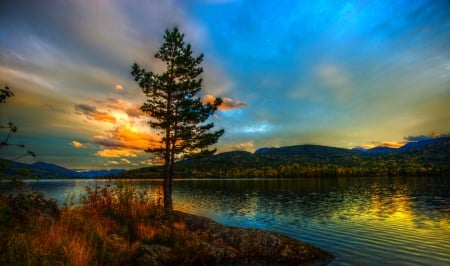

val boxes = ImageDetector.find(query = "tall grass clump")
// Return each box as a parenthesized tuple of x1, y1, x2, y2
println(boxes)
(0, 180, 217, 265)
(0, 181, 180, 265)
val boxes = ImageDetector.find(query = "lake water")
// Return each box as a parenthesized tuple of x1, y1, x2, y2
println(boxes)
(11, 177, 450, 265)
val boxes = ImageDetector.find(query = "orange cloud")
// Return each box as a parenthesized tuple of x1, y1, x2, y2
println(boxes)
(115, 84, 123, 91)
(95, 149, 137, 158)
(75, 104, 116, 123)
(93, 124, 162, 158)
(203, 94, 246, 110)
(77, 97, 162, 159)
(93, 112, 116, 123)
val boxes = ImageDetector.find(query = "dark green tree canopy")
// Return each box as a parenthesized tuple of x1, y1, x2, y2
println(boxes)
(132, 28, 224, 158)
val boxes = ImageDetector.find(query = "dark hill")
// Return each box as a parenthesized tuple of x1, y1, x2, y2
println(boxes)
(1, 160, 125, 179)
(117, 137, 450, 179)
(32, 161, 78, 177)
(1, 160, 76, 179)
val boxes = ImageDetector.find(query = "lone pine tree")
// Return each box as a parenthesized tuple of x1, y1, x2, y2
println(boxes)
(131, 28, 224, 209)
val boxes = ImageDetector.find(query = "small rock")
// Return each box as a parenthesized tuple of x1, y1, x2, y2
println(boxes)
(133, 243, 171, 266)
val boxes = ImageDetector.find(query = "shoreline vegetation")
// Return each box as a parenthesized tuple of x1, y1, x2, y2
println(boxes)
(0, 182, 334, 265)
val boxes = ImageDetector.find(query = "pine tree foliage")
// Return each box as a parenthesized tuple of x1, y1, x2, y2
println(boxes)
(131, 28, 224, 209)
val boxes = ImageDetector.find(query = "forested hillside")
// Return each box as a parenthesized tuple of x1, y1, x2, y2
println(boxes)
(117, 137, 450, 178)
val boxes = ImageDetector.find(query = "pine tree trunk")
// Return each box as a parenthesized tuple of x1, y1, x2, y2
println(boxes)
(163, 148, 173, 209)
(163, 89, 173, 210)
(163, 173, 173, 210)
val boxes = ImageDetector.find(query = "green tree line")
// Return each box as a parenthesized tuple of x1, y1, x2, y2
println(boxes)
(117, 139, 450, 179)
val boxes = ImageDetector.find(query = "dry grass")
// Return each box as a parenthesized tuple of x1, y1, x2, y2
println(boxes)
(0, 181, 194, 266)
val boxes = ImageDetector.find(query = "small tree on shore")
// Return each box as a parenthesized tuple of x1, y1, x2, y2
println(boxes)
(0, 86, 35, 159)
(1, 86, 36, 187)
(131, 28, 224, 209)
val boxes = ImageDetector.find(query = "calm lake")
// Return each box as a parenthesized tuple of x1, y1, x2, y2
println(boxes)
(13, 176, 450, 265)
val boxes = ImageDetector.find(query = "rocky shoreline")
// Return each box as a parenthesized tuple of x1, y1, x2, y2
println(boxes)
(135, 211, 334, 265)
(2, 191, 334, 265)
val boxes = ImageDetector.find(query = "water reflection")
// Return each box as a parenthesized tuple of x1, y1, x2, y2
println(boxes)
(173, 177, 450, 265)
(8, 176, 450, 265)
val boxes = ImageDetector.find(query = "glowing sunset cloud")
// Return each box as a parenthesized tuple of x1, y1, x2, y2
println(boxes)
(93, 124, 161, 152)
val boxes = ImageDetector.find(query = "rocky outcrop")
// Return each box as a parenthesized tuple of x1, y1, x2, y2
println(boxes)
(135, 211, 334, 265)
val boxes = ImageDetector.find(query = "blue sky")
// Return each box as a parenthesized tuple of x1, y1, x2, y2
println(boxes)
(1, 0, 449, 169)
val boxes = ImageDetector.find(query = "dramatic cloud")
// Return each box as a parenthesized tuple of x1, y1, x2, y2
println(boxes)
(93, 124, 161, 158)
(74, 104, 116, 123)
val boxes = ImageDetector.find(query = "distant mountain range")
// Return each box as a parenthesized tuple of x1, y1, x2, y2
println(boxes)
(1, 160, 125, 179)
(2, 136, 449, 179)
(119, 136, 450, 178)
